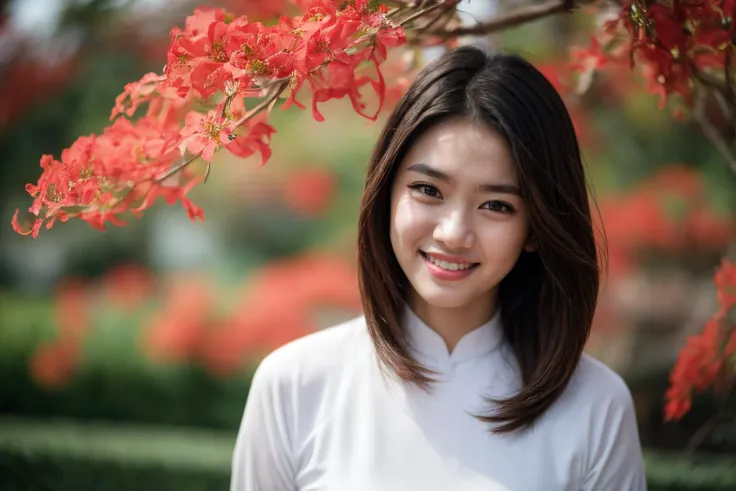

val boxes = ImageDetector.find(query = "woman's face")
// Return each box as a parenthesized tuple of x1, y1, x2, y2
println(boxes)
(390, 118, 535, 321)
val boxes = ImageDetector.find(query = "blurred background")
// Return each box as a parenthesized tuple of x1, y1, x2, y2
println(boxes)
(0, 0, 734, 489)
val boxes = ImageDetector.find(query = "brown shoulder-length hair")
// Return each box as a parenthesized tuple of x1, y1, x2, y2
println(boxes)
(357, 44, 601, 434)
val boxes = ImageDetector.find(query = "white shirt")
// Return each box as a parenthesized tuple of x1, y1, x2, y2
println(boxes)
(230, 308, 647, 491)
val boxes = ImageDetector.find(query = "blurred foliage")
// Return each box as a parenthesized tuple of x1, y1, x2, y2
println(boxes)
(0, 416, 735, 491)
(57, 0, 121, 33)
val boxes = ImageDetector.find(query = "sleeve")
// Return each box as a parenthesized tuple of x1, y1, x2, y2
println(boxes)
(230, 354, 298, 491)
(581, 383, 647, 491)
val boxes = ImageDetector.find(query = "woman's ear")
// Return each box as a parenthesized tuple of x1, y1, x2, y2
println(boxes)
(523, 234, 538, 252)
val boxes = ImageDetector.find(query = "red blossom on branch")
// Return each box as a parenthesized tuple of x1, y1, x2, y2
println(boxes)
(575, 0, 735, 113)
(180, 110, 233, 161)
(596, 165, 734, 278)
(665, 259, 736, 421)
(13, 1, 406, 238)
(14, 0, 736, 238)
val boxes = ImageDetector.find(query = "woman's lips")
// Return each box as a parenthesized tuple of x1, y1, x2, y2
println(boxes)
(420, 251, 478, 281)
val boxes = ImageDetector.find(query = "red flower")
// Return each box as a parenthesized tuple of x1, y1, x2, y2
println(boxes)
(226, 18, 280, 81)
(715, 260, 736, 310)
(142, 274, 214, 363)
(165, 8, 243, 98)
(569, 36, 608, 94)
(282, 168, 335, 216)
(132, 177, 205, 222)
(649, 4, 688, 52)
(102, 263, 156, 311)
(111, 72, 167, 120)
(224, 99, 277, 166)
(53, 277, 90, 339)
(30, 340, 79, 389)
(180, 110, 232, 161)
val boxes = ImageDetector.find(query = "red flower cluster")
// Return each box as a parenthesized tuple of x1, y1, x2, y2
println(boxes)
(572, 1, 735, 110)
(13, 1, 734, 240)
(13, 1, 405, 238)
(29, 253, 362, 387)
(138, 252, 363, 375)
(282, 167, 336, 216)
(142, 273, 217, 363)
(29, 264, 157, 388)
(665, 259, 736, 421)
(597, 165, 734, 277)
(30, 278, 91, 388)
(199, 253, 362, 374)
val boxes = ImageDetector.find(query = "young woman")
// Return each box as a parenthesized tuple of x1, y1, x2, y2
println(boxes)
(230, 44, 647, 491)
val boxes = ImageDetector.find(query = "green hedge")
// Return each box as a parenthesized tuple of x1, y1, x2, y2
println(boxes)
(0, 417, 233, 491)
(645, 451, 736, 491)
(0, 293, 256, 430)
(1, 417, 735, 491)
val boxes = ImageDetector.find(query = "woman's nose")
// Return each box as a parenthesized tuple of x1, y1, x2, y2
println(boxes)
(432, 209, 475, 250)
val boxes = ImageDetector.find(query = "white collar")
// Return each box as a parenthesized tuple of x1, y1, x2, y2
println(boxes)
(403, 304, 504, 371)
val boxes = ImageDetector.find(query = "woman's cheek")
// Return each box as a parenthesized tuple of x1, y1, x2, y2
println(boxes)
(476, 223, 516, 252)
(394, 195, 420, 229)
(407, 202, 438, 239)
(391, 194, 420, 249)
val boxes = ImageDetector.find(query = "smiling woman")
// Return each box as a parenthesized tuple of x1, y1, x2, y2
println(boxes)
(230, 44, 647, 491)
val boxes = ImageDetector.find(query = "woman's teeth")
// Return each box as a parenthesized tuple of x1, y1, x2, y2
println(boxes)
(425, 254, 475, 271)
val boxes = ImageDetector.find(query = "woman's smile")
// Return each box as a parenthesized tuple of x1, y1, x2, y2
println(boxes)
(420, 251, 479, 280)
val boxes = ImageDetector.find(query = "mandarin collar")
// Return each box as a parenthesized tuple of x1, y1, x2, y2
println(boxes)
(403, 304, 504, 371)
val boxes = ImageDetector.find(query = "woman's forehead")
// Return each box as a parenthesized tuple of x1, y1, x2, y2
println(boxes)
(399, 120, 517, 183)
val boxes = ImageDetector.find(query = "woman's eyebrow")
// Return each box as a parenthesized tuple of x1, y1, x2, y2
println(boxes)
(406, 162, 520, 195)
(406, 162, 448, 181)
(478, 183, 521, 195)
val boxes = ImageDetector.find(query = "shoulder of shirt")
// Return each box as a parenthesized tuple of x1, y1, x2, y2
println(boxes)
(249, 315, 371, 387)
(562, 353, 635, 411)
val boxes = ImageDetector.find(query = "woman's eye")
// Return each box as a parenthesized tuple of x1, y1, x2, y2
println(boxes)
(408, 183, 442, 199)
(481, 201, 514, 213)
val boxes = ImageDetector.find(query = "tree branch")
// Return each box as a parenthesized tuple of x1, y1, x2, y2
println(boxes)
(399, 0, 453, 27)
(693, 89, 736, 177)
(426, 0, 576, 39)
(232, 80, 289, 129)
(156, 152, 201, 184)
(686, 384, 735, 454)
(687, 411, 728, 454)
(724, 48, 734, 109)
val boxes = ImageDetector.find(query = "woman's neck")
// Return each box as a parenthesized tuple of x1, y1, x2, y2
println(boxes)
(408, 289, 498, 353)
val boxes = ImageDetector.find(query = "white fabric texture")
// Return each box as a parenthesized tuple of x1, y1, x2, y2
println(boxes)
(230, 308, 647, 491)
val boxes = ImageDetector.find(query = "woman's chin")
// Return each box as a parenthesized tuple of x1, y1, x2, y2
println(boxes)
(412, 286, 473, 310)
